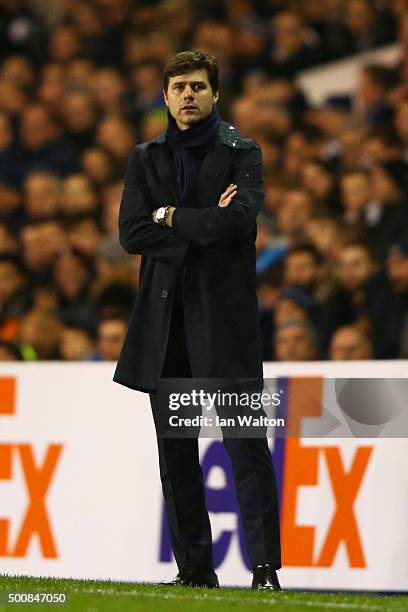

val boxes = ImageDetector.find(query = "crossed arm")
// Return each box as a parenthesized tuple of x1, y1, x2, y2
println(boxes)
(118, 146, 189, 264)
(152, 183, 238, 226)
(119, 142, 264, 260)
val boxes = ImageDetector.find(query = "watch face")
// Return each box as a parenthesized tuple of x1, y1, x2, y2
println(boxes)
(157, 207, 165, 221)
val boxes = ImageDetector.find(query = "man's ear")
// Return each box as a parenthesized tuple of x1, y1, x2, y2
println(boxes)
(163, 90, 169, 106)
(213, 91, 219, 104)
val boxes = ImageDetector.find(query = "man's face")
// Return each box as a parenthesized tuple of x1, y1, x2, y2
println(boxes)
(277, 190, 311, 236)
(274, 12, 303, 55)
(164, 69, 218, 130)
(25, 174, 60, 218)
(274, 299, 307, 326)
(62, 174, 96, 214)
(302, 163, 332, 199)
(98, 320, 127, 361)
(275, 324, 315, 361)
(20, 107, 55, 150)
(284, 252, 317, 289)
(330, 327, 371, 360)
(60, 328, 94, 361)
(341, 174, 370, 212)
(338, 246, 372, 292)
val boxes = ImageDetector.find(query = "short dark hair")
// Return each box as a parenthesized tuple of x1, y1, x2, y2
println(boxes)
(163, 51, 219, 93)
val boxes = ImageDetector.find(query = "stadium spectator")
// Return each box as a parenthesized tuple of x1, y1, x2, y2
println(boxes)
(66, 214, 103, 258)
(340, 169, 371, 225)
(1, 54, 35, 91)
(269, 11, 323, 78)
(48, 25, 81, 64)
(61, 90, 99, 151)
(31, 280, 59, 314)
(18, 309, 62, 360)
(276, 190, 315, 243)
(356, 64, 397, 126)
(23, 170, 61, 221)
(129, 60, 166, 114)
(81, 147, 120, 186)
(60, 173, 98, 217)
(96, 316, 128, 361)
(274, 287, 314, 326)
(59, 324, 96, 361)
(90, 68, 129, 115)
(274, 319, 319, 361)
(95, 114, 135, 165)
(283, 244, 323, 297)
(21, 220, 67, 279)
(52, 249, 97, 328)
(304, 216, 346, 263)
(365, 159, 408, 257)
(18, 104, 77, 180)
(337, 241, 375, 294)
(344, 0, 394, 52)
(0, 0, 407, 363)
(329, 324, 373, 360)
(38, 62, 66, 112)
(362, 127, 403, 164)
(365, 241, 408, 357)
(301, 159, 341, 215)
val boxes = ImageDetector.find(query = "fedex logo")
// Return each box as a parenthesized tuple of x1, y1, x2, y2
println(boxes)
(159, 376, 373, 569)
(0, 377, 63, 558)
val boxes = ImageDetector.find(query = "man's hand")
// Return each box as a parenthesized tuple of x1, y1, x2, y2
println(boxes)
(165, 207, 175, 227)
(218, 183, 237, 207)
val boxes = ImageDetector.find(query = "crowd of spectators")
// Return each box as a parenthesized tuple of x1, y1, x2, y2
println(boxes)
(0, 0, 408, 362)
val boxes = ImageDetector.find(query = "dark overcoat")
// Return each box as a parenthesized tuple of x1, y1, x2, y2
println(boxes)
(113, 121, 264, 392)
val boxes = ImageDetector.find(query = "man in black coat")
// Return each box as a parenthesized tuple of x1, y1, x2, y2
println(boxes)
(113, 51, 281, 590)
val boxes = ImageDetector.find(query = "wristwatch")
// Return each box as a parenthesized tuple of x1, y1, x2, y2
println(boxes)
(155, 205, 170, 225)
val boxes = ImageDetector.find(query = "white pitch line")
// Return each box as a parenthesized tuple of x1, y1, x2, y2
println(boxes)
(66, 586, 407, 611)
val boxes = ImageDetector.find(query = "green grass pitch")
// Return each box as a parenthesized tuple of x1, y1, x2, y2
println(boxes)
(0, 575, 407, 611)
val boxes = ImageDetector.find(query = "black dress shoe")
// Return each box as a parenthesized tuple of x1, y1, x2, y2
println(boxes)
(158, 567, 219, 588)
(251, 564, 281, 591)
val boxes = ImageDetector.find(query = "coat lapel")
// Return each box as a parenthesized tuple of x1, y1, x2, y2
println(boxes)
(148, 143, 180, 206)
(197, 140, 232, 208)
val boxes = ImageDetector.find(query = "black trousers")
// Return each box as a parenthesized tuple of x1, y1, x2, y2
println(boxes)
(149, 285, 281, 572)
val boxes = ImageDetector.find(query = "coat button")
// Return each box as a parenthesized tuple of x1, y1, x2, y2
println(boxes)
(161, 290, 168, 298)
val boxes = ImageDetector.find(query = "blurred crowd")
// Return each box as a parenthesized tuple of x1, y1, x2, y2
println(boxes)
(0, 0, 408, 363)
